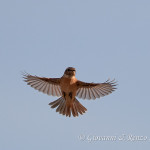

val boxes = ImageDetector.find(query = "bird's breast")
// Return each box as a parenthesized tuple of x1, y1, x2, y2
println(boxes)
(60, 77, 77, 100)
(60, 77, 77, 91)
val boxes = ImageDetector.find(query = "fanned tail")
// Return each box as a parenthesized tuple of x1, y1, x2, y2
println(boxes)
(49, 97, 87, 117)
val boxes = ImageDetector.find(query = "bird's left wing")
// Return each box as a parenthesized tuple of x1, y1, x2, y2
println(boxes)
(23, 73, 62, 97)
(76, 79, 117, 100)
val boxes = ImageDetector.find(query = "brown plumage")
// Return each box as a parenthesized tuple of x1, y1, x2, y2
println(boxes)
(23, 67, 117, 117)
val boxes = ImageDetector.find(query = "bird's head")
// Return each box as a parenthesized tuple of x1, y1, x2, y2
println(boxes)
(64, 67, 76, 77)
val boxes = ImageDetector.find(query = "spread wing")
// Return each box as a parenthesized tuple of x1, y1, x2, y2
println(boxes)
(76, 79, 117, 100)
(23, 73, 62, 97)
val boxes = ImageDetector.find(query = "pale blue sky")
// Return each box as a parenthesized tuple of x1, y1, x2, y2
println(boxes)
(0, 0, 150, 150)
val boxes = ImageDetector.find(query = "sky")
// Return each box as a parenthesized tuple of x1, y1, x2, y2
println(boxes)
(0, 0, 150, 149)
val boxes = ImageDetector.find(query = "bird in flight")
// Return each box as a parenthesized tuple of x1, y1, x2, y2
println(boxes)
(23, 67, 117, 117)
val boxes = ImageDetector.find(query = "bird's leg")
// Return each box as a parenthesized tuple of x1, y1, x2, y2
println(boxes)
(69, 92, 72, 99)
(63, 91, 66, 98)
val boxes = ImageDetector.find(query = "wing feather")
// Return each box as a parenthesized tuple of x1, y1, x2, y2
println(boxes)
(76, 79, 117, 100)
(93, 87, 100, 98)
(56, 85, 62, 96)
(35, 82, 45, 90)
(40, 82, 47, 93)
(90, 88, 96, 99)
(86, 88, 91, 99)
(23, 73, 62, 97)
(43, 83, 49, 94)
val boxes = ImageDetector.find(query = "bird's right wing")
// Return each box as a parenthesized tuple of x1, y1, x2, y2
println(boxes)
(23, 73, 62, 97)
(76, 79, 117, 100)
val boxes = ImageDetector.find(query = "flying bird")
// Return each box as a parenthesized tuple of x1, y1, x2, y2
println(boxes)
(23, 67, 117, 117)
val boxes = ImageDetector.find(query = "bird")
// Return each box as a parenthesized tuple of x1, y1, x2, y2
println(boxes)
(23, 67, 117, 117)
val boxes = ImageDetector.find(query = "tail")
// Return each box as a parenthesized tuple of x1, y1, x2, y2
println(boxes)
(49, 97, 87, 117)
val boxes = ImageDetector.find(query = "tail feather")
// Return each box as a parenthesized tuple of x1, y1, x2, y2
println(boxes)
(49, 98, 60, 105)
(62, 105, 66, 115)
(67, 107, 71, 117)
(49, 97, 87, 117)
(59, 100, 65, 113)
(71, 105, 76, 117)
(50, 98, 61, 108)
(74, 102, 82, 115)
(76, 100, 87, 114)
(60, 102, 65, 114)
(73, 103, 78, 117)
(56, 100, 64, 112)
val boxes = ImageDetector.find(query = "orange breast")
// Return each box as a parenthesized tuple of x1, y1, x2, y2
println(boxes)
(60, 76, 77, 103)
